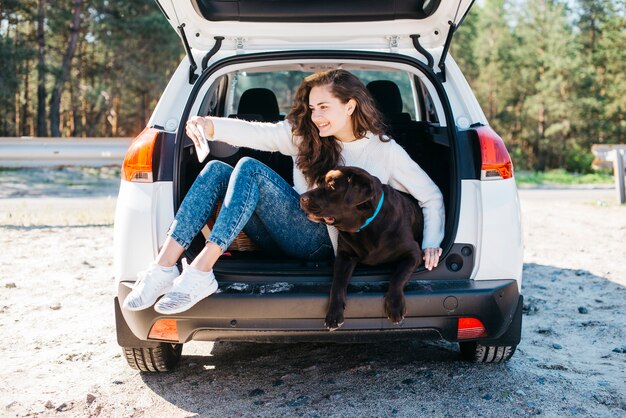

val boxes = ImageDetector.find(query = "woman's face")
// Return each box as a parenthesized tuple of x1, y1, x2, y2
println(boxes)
(308, 85, 357, 142)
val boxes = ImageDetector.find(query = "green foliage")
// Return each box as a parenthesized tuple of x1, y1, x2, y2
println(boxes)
(456, 0, 625, 172)
(88, 0, 183, 135)
(0, 0, 624, 168)
(516, 168, 613, 185)
(0, 0, 36, 136)
(564, 142, 596, 173)
(0, 36, 20, 135)
(450, 3, 479, 82)
(0, 0, 182, 137)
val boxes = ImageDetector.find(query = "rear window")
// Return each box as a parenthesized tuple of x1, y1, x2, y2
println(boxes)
(228, 71, 307, 116)
(351, 70, 418, 119)
(226, 69, 431, 120)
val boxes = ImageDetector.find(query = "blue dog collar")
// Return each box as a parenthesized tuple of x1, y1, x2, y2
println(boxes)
(356, 192, 384, 232)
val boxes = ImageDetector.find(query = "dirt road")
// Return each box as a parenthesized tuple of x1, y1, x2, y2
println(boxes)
(1, 168, 625, 417)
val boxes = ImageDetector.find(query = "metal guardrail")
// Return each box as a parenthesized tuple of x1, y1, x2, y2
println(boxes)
(0, 137, 132, 167)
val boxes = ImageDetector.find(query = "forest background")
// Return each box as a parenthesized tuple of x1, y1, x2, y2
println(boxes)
(0, 0, 624, 172)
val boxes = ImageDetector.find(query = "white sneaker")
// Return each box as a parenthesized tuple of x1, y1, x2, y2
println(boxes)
(122, 264, 180, 311)
(154, 265, 219, 315)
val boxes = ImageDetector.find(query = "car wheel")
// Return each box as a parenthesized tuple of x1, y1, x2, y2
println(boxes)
(459, 341, 516, 363)
(123, 343, 183, 372)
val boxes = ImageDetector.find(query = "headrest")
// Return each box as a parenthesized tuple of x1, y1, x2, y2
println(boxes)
(366, 80, 403, 115)
(238, 88, 280, 122)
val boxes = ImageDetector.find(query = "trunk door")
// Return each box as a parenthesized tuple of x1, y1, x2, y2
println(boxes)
(156, 0, 474, 52)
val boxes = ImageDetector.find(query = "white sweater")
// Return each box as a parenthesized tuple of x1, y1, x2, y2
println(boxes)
(209, 118, 445, 251)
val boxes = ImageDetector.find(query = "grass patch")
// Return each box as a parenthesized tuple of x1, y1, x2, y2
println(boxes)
(516, 169, 614, 185)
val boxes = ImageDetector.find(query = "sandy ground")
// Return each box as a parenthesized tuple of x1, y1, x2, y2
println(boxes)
(0, 168, 625, 417)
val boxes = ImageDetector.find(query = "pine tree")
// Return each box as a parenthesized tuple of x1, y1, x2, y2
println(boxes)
(500, 0, 583, 170)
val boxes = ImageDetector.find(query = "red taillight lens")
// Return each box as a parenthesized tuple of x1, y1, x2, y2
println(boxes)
(457, 317, 487, 340)
(122, 127, 159, 182)
(149, 319, 178, 341)
(475, 126, 513, 180)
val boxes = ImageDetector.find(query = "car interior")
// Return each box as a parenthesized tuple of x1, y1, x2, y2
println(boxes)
(178, 64, 453, 269)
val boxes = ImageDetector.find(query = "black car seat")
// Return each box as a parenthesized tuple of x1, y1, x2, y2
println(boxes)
(366, 80, 412, 125)
(366, 80, 431, 151)
(235, 88, 282, 122)
(366, 80, 447, 202)
(224, 88, 293, 184)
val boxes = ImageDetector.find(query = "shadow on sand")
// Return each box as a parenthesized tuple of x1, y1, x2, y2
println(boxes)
(137, 263, 626, 417)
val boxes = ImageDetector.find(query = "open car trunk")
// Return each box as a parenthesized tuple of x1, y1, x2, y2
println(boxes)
(174, 56, 461, 281)
(156, 0, 474, 51)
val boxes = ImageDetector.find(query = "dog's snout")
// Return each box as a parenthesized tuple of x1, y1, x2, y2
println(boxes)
(300, 195, 310, 207)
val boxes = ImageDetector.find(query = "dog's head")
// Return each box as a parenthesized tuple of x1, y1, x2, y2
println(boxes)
(300, 166, 382, 232)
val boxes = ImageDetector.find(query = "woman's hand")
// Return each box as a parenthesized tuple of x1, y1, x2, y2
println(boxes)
(185, 116, 214, 149)
(423, 247, 442, 271)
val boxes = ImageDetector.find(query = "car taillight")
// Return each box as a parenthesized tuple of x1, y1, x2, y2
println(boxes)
(149, 319, 178, 341)
(475, 126, 513, 180)
(457, 317, 487, 340)
(122, 127, 159, 182)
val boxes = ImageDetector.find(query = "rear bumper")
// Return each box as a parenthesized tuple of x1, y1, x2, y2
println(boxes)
(116, 279, 522, 346)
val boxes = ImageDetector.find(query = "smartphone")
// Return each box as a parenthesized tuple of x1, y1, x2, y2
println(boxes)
(194, 123, 210, 163)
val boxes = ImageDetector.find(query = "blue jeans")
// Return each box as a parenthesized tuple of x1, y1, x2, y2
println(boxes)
(168, 157, 333, 260)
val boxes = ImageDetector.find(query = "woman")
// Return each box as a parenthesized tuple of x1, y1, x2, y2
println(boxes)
(123, 69, 445, 315)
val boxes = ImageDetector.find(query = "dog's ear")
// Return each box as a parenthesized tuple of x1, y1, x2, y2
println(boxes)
(324, 169, 343, 190)
(344, 172, 374, 206)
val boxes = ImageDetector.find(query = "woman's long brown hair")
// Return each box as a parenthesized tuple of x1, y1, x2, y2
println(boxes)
(286, 70, 387, 187)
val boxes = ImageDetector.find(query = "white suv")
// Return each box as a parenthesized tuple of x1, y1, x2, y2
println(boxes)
(114, 0, 524, 372)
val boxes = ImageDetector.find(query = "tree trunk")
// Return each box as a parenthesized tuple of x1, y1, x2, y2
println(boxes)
(15, 88, 20, 138)
(141, 90, 148, 131)
(86, 109, 104, 137)
(81, 93, 88, 138)
(49, 0, 82, 137)
(13, 13, 21, 137)
(69, 81, 77, 136)
(36, 0, 48, 137)
(536, 104, 545, 170)
(78, 37, 87, 137)
(21, 58, 31, 136)
(111, 95, 120, 136)
(87, 93, 109, 137)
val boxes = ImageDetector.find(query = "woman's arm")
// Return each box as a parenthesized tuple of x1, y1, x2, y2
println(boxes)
(186, 116, 298, 156)
(387, 141, 445, 270)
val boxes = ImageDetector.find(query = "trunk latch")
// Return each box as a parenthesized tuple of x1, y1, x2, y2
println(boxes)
(387, 36, 399, 53)
(235, 37, 246, 54)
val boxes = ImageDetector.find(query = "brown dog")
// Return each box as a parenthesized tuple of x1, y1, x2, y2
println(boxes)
(300, 166, 424, 330)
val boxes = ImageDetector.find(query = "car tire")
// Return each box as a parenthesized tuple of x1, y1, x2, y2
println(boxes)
(123, 343, 183, 372)
(459, 341, 516, 363)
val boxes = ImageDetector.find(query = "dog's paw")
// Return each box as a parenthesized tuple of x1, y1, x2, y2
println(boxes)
(325, 309, 345, 331)
(384, 293, 406, 325)
(325, 320, 344, 331)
